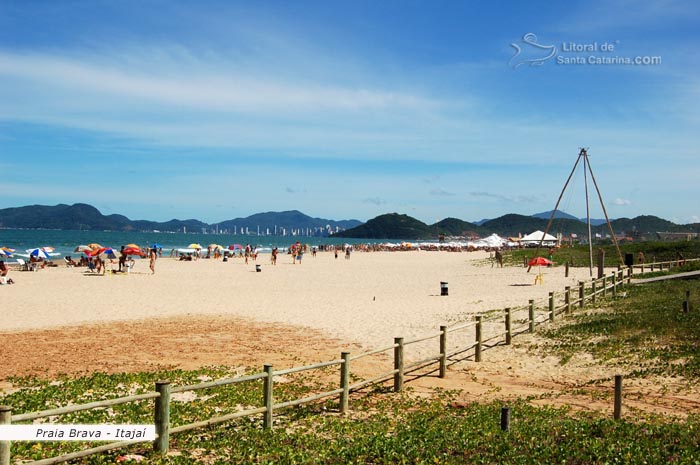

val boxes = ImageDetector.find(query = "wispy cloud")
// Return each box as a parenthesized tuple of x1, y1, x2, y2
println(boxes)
(468, 192, 538, 204)
(429, 188, 455, 196)
(613, 198, 632, 206)
(362, 197, 387, 206)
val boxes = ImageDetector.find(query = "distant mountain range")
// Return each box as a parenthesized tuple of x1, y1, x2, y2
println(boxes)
(1, 203, 699, 239)
(332, 212, 700, 239)
(0, 203, 361, 237)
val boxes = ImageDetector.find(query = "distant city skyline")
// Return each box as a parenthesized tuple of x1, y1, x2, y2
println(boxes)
(1, 1, 698, 224)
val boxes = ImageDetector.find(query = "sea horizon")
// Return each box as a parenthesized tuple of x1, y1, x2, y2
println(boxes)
(0, 228, 403, 258)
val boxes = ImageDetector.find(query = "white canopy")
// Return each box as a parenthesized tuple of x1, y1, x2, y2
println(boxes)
(521, 230, 558, 243)
(472, 233, 507, 248)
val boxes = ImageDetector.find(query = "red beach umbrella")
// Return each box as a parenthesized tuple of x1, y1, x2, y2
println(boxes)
(123, 247, 145, 257)
(528, 257, 552, 267)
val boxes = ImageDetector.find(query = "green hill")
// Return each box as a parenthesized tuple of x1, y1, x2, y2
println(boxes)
(332, 213, 433, 239)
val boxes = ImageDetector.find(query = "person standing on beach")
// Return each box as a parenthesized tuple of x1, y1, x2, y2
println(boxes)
(271, 247, 278, 265)
(149, 247, 157, 274)
(118, 245, 126, 272)
(494, 249, 504, 268)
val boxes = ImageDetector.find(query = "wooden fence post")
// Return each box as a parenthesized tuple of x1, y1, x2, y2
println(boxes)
(154, 381, 171, 454)
(565, 286, 571, 313)
(549, 292, 555, 321)
(475, 316, 482, 362)
(565, 261, 569, 278)
(394, 338, 404, 392)
(505, 308, 512, 345)
(614, 374, 623, 420)
(340, 352, 350, 413)
(0, 405, 11, 465)
(602, 274, 607, 297)
(684, 290, 692, 313)
(578, 281, 585, 308)
(500, 406, 511, 432)
(439, 326, 447, 378)
(611, 272, 617, 298)
(627, 267, 632, 284)
(597, 248, 605, 279)
(528, 299, 535, 333)
(591, 278, 598, 305)
(263, 364, 274, 429)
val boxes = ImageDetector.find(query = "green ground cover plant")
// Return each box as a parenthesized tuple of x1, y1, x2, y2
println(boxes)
(539, 279, 700, 380)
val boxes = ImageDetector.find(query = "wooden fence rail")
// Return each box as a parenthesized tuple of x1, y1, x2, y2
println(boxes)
(2, 262, 649, 465)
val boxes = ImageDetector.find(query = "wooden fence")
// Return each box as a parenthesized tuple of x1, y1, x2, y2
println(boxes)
(0, 266, 639, 465)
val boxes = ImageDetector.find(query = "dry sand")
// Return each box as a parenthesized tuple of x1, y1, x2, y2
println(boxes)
(2, 250, 598, 357)
(2, 250, 698, 415)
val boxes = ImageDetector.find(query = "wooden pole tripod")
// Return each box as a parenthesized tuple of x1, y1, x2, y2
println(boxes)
(532, 148, 623, 276)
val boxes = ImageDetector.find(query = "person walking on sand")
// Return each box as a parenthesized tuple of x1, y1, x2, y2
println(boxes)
(494, 249, 504, 268)
(149, 247, 157, 274)
(271, 247, 278, 265)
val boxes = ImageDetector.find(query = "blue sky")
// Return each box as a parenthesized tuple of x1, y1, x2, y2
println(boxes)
(1, 1, 698, 225)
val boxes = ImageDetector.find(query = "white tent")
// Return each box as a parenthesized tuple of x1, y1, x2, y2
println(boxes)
(520, 230, 558, 245)
(472, 233, 507, 249)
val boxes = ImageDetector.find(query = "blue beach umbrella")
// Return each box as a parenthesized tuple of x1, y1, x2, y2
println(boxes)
(150, 243, 163, 249)
(26, 248, 50, 259)
(0, 248, 13, 258)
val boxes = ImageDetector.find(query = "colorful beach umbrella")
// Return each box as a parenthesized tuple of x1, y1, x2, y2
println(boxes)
(126, 243, 141, 249)
(150, 243, 163, 249)
(26, 248, 50, 259)
(0, 249, 13, 258)
(123, 246, 145, 257)
(87, 243, 102, 251)
(188, 243, 203, 249)
(91, 247, 120, 259)
(228, 244, 243, 251)
(74, 245, 92, 253)
(1, 247, 15, 254)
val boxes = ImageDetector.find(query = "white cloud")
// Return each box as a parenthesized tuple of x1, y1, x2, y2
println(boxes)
(613, 198, 631, 206)
(429, 188, 455, 196)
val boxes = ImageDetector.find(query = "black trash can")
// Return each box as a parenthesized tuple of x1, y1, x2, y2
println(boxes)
(440, 282, 448, 296)
(256, 264, 261, 272)
(624, 253, 634, 267)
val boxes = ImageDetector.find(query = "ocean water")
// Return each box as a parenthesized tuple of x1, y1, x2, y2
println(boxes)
(0, 229, 386, 257)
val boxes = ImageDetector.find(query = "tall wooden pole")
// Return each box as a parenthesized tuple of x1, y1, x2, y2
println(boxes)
(583, 151, 594, 276)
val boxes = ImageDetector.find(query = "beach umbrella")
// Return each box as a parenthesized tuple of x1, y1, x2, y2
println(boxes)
(150, 243, 163, 249)
(123, 246, 145, 257)
(1, 247, 15, 253)
(126, 243, 141, 249)
(528, 257, 552, 267)
(87, 243, 102, 251)
(0, 249, 12, 258)
(208, 244, 224, 250)
(74, 245, 92, 253)
(91, 247, 120, 260)
(527, 256, 552, 276)
(188, 243, 203, 249)
(41, 246, 55, 253)
(26, 248, 50, 259)
(228, 244, 243, 251)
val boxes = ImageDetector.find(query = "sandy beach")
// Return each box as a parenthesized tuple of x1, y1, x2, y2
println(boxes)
(3, 250, 700, 416)
(2, 250, 601, 350)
